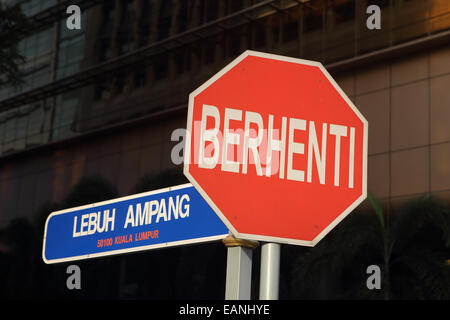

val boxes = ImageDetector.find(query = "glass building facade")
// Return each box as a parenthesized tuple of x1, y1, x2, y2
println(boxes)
(0, 0, 87, 154)
(0, 0, 450, 300)
(1, 0, 449, 156)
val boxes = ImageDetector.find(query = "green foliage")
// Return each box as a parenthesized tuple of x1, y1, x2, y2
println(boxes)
(32, 201, 60, 239)
(0, 3, 30, 88)
(61, 175, 119, 208)
(368, 192, 385, 230)
(291, 196, 450, 299)
(388, 197, 450, 299)
(291, 211, 384, 299)
(131, 169, 225, 299)
(134, 168, 188, 193)
(2, 171, 448, 299)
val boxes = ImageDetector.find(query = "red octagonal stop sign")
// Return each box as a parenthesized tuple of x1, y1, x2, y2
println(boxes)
(184, 50, 368, 246)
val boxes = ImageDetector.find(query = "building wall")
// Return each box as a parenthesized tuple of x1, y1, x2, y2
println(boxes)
(1, 42, 449, 227)
(1, 0, 450, 228)
(0, 110, 185, 226)
(334, 43, 450, 211)
(2, 1, 450, 155)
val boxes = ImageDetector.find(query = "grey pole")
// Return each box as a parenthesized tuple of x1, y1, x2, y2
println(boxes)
(223, 235, 259, 300)
(259, 242, 281, 300)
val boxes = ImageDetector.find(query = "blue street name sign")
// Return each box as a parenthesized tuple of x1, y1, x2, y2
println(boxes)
(42, 183, 229, 264)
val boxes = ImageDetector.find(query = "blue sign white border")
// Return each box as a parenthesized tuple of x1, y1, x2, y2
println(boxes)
(42, 183, 229, 264)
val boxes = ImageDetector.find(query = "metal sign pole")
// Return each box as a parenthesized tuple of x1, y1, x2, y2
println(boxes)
(259, 242, 280, 300)
(223, 235, 259, 300)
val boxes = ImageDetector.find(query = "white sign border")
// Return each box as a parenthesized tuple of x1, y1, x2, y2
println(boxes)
(184, 50, 368, 247)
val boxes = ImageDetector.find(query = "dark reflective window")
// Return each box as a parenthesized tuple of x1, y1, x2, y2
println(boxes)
(178, 0, 189, 32)
(206, 0, 219, 22)
(138, 0, 151, 47)
(230, 0, 244, 13)
(333, 0, 355, 24)
(303, 1, 323, 33)
(134, 68, 147, 88)
(154, 57, 169, 81)
(157, 0, 172, 40)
